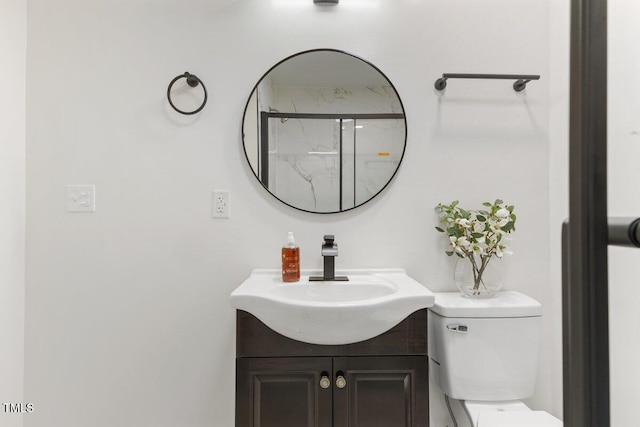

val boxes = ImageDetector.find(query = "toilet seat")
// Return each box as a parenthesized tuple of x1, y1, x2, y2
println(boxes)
(463, 401, 562, 427)
(463, 400, 531, 425)
(478, 411, 562, 426)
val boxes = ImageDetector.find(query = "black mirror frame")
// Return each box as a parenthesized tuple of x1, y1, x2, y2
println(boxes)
(241, 48, 408, 214)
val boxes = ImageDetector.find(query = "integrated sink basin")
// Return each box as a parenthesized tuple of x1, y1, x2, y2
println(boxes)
(229, 269, 435, 345)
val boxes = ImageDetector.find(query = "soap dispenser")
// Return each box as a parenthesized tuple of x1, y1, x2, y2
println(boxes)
(282, 232, 300, 282)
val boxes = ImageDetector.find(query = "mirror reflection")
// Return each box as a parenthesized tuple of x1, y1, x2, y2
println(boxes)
(242, 49, 406, 213)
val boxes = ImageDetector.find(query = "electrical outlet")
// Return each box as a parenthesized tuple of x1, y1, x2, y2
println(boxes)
(212, 190, 230, 219)
(67, 185, 95, 212)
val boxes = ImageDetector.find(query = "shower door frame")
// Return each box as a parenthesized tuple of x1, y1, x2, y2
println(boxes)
(259, 112, 405, 211)
(564, 0, 610, 426)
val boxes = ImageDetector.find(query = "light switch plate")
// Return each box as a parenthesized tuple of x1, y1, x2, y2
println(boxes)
(67, 185, 95, 212)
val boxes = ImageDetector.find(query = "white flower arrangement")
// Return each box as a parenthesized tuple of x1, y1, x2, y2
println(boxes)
(435, 200, 516, 294)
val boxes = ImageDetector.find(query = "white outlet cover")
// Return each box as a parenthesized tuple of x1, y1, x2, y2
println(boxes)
(212, 190, 230, 219)
(67, 185, 95, 212)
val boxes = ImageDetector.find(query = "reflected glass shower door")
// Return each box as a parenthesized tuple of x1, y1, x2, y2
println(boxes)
(265, 115, 406, 213)
(353, 118, 405, 207)
(341, 119, 355, 210)
(269, 117, 342, 213)
(608, 1, 640, 425)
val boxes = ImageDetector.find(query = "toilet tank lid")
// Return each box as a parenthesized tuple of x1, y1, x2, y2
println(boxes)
(429, 291, 542, 318)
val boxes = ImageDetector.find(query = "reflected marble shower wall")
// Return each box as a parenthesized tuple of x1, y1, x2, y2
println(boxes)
(274, 86, 403, 115)
(265, 86, 404, 212)
(269, 118, 342, 212)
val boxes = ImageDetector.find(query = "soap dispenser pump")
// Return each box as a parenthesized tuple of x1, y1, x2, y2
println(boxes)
(282, 232, 300, 282)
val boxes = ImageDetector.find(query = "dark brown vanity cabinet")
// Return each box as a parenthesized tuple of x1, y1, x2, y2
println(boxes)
(235, 310, 429, 427)
(236, 356, 333, 427)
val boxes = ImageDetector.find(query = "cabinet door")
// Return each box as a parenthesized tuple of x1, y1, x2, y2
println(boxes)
(333, 356, 428, 427)
(236, 357, 333, 427)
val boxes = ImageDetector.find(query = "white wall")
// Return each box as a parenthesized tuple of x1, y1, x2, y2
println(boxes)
(0, 0, 26, 426)
(547, 0, 570, 420)
(24, 1, 557, 426)
(608, 1, 640, 425)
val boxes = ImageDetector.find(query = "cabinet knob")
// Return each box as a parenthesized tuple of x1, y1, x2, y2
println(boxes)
(320, 375, 331, 389)
(335, 374, 347, 389)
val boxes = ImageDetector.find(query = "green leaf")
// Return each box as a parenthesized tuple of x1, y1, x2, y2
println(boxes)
(502, 221, 515, 232)
(494, 199, 504, 205)
(459, 208, 469, 218)
(477, 215, 486, 222)
(471, 233, 484, 239)
(507, 205, 514, 212)
(445, 251, 454, 257)
(450, 200, 459, 208)
(510, 213, 517, 221)
(447, 227, 462, 237)
(482, 202, 492, 207)
(455, 252, 464, 259)
(435, 226, 445, 232)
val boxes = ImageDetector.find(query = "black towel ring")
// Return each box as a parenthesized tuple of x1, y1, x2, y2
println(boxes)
(167, 72, 208, 115)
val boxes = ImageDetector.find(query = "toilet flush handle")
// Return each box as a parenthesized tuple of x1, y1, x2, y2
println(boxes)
(446, 324, 468, 333)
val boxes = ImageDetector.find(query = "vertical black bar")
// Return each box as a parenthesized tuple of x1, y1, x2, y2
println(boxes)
(565, 0, 609, 426)
(353, 119, 357, 208)
(339, 119, 343, 212)
(260, 112, 269, 188)
(255, 93, 261, 180)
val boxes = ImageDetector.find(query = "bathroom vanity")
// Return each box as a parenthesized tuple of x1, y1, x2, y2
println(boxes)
(235, 309, 429, 427)
(230, 269, 434, 427)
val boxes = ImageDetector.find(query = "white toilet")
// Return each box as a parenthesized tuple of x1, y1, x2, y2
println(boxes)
(428, 291, 562, 427)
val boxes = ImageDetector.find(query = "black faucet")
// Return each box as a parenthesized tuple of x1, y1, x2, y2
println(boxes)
(309, 235, 349, 281)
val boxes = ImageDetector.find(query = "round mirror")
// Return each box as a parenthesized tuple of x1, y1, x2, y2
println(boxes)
(242, 49, 406, 214)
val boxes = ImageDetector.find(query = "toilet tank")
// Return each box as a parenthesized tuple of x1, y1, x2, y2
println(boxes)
(428, 291, 542, 401)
